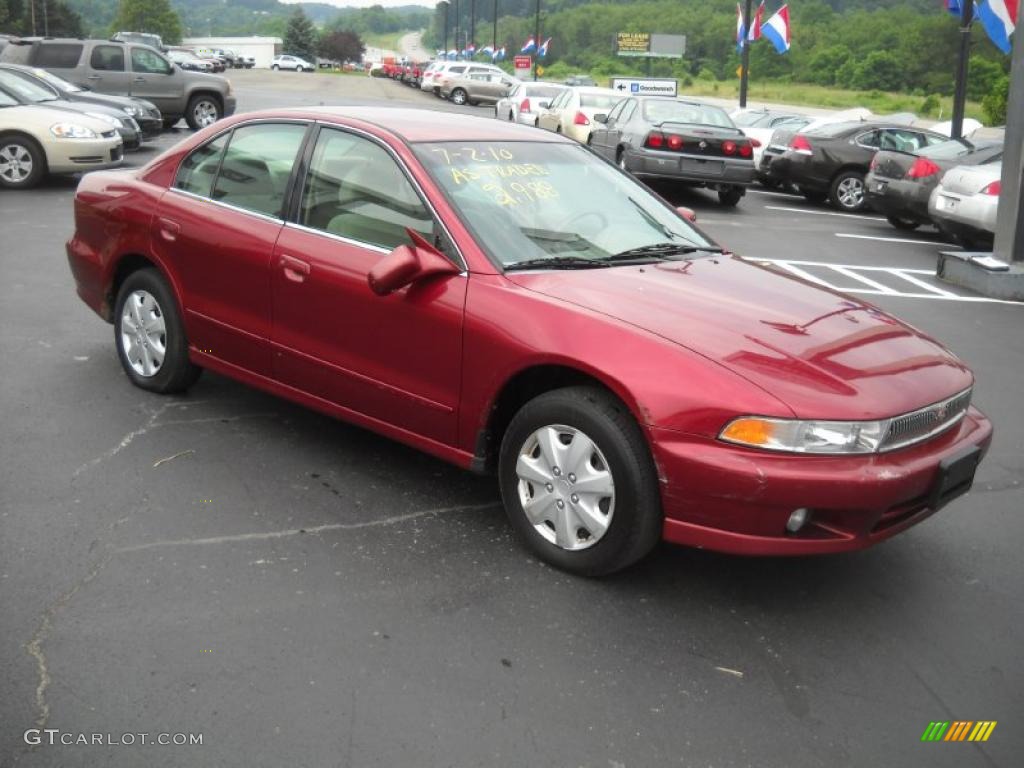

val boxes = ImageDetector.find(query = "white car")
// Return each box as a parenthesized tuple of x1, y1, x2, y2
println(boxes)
(0, 98, 123, 189)
(496, 82, 568, 125)
(271, 55, 314, 72)
(536, 86, 621, 144)
(731, 109, 812, 166)
(929, 162, 1002, 248)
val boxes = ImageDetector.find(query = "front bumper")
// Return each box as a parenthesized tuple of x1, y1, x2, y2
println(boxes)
(626, 147, 755, 185)
(865, 174, 933, 222)
(651, 406, 992, 555)
(223, 94, 237, 117)
(136, 115, 163, 139)
(47, 137, 124, 174)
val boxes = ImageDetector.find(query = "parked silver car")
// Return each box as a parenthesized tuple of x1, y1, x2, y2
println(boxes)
(929, 163, 1002, 248)
(495, 82, 568, 125)
(444, 71, 518, 106)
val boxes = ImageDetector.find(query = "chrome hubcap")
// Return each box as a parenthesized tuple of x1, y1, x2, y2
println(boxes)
(0, 144, 33, 183)
(120, 290, 167, 377)
(193, 101, 218, 127)
(515, 425, 615, 551)
(837, 177, 864, 208)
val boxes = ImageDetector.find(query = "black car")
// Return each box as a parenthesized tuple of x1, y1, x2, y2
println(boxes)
(0, 66, 142, 149)
(0, 62, 162, 140)
(865, 136, 1003, 231)
(761, 120, 948, 212)
(589, 96, 756, 206)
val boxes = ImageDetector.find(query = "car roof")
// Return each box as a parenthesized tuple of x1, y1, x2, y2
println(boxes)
(260, 106, 574, 144)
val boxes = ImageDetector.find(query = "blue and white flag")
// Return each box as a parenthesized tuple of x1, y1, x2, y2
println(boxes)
(976, 0, 1018, 53)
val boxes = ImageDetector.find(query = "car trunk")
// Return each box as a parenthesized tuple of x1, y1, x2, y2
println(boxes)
(655, 122, 748, 159)
(939, 164, 1002, 196)
(871, 150, 916, 180)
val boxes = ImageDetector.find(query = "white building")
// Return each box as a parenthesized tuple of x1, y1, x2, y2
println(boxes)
(181, 36, 282, 69)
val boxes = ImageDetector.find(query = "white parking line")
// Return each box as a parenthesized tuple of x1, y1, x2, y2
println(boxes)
(835, 233, 958, 246)
(745, 258, 1022, 305)
(765, 205, 886, 222)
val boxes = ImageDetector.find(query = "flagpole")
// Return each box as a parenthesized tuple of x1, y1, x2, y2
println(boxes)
(739, 0, 753, 107)
(441, 2, 449, 59)
(533, 0, 541, 81)
(950, 0, 974, 140)
(470, 0, 476, 55)
(493, 0, 498, 56)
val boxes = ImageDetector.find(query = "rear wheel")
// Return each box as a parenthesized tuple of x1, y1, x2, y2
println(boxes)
(886, 215, 920, 231)
(498, 386, 662, 576)
(830, 170, 867, 212)
(717, 186, 744, 207)
(0, 135, 45, 189)
(185, 94, 221, 130)
(114, 268, 201, 394)
(450, 88, 468, 105)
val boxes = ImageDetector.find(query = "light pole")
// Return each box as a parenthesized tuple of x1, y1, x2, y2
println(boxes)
(470, 0, 476, 56)
(950, 0, 974, 140)
(738, 0, 753, 108)
(441, 2, 449, 58)
(533, 0, 540, 81)
(492, 0, 498, 56)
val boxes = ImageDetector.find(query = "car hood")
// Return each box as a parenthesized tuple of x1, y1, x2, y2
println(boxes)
(506, 256, 972, 420)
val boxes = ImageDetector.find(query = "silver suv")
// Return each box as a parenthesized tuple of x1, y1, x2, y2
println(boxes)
(0, 38, 236, 129)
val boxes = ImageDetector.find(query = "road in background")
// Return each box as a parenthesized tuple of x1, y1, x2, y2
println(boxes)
(1, 72, 1021, 768)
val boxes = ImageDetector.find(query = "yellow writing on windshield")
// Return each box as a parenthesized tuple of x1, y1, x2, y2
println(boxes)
(450, 163, 550, 185)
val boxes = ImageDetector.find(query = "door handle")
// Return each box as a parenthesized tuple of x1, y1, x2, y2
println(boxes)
(87, 75, 101, 80)
(157, 217, 180, 242)
(133, 77, 146, 83)
(279, 255, 311, 283)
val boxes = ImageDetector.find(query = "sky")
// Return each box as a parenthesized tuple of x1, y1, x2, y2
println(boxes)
(278, 1, 436, 7)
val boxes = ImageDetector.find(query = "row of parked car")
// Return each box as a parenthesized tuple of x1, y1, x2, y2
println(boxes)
(0, 35, 236, 189)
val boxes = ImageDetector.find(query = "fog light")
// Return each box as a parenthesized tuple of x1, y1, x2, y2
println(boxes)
(786, 508, 810, 533)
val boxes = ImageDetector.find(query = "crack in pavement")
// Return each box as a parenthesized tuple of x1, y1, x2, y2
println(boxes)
(113, 501, 502, 553)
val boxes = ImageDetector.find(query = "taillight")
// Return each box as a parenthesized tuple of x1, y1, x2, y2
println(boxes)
(906, 157, 941, 180)
(573, 111, 590, 126)
(645, 132, 665, 149)
(722, 140, 737, 155)
(981, 180, 1001, 195)
(666, 134, 684, 150)
(749, 138, 761, 148)
(738, 142, 753, 158)
(789, 135, 813, 155)
(520, 98, 531, 113)
(869, 155, 880, 171)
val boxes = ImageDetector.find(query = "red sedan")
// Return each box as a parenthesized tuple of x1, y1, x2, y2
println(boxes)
(67, 107, 992, 575)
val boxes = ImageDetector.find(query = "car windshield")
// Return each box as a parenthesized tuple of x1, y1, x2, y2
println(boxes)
(414, 141, 717, 269)
(529, 86, 564, 99)
(643, 100, 735, 129)
(0, 69, 57, 103)
(29, 67, 83, 93)
(732, 111, 772, 127)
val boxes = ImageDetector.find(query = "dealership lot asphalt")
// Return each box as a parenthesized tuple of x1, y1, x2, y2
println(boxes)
(1, 71, 1022, 768)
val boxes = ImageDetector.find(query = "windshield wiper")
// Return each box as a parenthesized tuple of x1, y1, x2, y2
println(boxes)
(605, 243, 724, 261)
(504, 256, 609, 271)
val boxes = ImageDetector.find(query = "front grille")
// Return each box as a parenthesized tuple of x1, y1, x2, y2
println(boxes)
(880, 389, 972, 451)
(111, 146, 123, 162)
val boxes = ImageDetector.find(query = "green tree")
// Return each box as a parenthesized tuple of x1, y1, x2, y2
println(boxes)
(982, 74, 1009, 125)
(850, 51, 903, 91)
(318, 28, 365, 64)
(283, 8, 318, 61)
(968, 56, 1007, 102)
(109, 0, 182, 45)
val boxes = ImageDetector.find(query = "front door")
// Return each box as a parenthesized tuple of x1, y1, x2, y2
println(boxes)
(128, 46, 183, 117)
(154, 121, 309, 376)
(271, 126, 467, 444)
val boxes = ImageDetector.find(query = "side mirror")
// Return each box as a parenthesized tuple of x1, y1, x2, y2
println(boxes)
(367, 230, 460, 296)
(594, 113, 608, 124)
(538, 100, 551, 109)
(676, 206, 697, 223)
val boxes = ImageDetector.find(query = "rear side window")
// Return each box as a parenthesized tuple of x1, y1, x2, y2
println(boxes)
(35, 43, 84, 68)
(91, 46, 125, 72)
(211, 123, 308, 218)
(175, 133, 230, 196)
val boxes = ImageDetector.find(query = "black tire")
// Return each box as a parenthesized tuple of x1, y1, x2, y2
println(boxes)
(498, 386, 662, 577)
(184, 94, 222, 130)
(830, 170, 867, 212)
(271, 64, 279, 71)
(886, 215, 920, 231)
(0, 133, 46, 189)
(717, 186, 744, 207)
(113, 268, 201, 394)
(451, 88, 468, 106)
(162, 117, 179, 130)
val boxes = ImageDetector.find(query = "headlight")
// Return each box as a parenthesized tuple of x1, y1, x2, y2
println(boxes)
(85, 112, 123, 128)
(122, 105, 140, 117)
(50, 123, 98, 139)
(719, 416, 889, 454)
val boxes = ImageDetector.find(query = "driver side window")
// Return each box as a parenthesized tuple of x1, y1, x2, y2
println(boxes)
(131, 47, 172, 75)
(299, 129, 434, 251)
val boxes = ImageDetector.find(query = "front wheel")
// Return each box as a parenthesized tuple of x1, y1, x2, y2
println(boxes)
(830, 170, 867, 212)
(450, 88, 468, 106)
(114, 268, 201, 393)
(271, 64, 279, 71)
(0, 135, 46, 189)
(185, 94, 222, 130)
(498, 386, 662, 576)
(718, 186, 744, 207)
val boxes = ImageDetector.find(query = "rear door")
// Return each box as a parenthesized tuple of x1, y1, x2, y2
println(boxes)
(128, 47, 183, 115)
(155, 121, 310, 376)
(84, 44, 132, 95)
